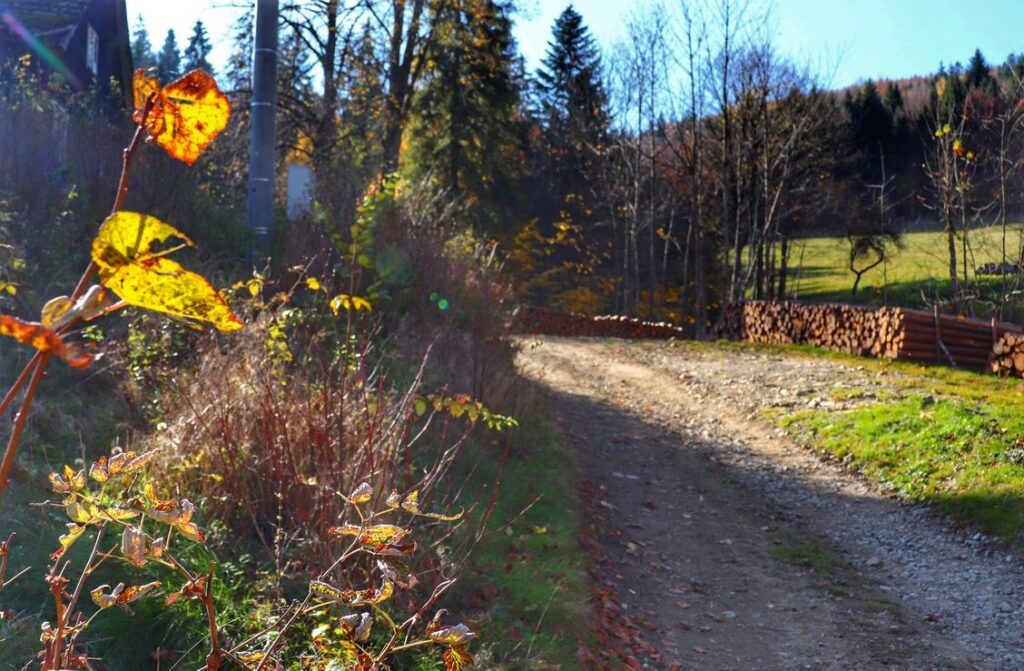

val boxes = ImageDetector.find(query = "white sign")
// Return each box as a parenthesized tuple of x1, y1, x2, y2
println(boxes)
(286, 163, 314, 220)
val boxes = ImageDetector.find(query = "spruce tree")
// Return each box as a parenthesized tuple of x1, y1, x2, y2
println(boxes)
(520, 5, 610, 304)
(183, 20, 214, 74)
(408, 0, 524, 233)
(157, 29, 181, 81)
(130, 15, 155, 69)
(533, 5, 609, 235)
(882, 82, 903, 122)
(966, 48, 996, 93)
(939, 69, 968, 115)
(536, 5, 608, 150)
(848, 80, 891, 144)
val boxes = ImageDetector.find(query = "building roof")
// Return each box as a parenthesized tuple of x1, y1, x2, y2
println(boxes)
(0, 0, 133, 104)
(0, 1, 91, 31)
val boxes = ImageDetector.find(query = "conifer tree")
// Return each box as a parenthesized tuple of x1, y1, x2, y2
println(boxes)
(883, 82, 904, 122)
(532, 5, 609, 230)
(408, 0, 525, 233)
(184, 20, 214, 75)
(966, 48, 996, 94)
(846, 80, 891, 145)
(939, 68, 968, 115)
(536, 5, 608, 152)
(157, 29, 181, 81)
(130, 15, 155, 69)
(516, 5, 611, 307)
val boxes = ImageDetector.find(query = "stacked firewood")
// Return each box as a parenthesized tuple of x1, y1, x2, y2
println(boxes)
(514, 306, 689, 340)
(719, 301, 1022, 369)
(989, 332, 1024, 376)
(716, 301, 881, 355)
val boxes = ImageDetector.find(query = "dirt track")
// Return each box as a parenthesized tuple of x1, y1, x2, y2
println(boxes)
(516, 337, 1024, 671)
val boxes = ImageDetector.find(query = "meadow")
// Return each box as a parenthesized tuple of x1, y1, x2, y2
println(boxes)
(783, 221, 1024, 309)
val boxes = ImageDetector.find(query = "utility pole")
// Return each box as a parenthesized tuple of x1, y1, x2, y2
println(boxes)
(246, 0, 279, 263)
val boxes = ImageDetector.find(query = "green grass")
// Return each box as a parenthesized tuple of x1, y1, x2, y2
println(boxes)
(783, 393, 1024, 543)
(768, 221, 1024, 308)
(771, 541, 845, 571)
(0, 343, 145, 667)
(683, 339, 1024, 545)
(454, 406, 589, 669)
(740, 338, 1024, 544)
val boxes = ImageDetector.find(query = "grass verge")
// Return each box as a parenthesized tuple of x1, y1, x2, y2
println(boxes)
(455, 396, 589, 669)
(709, 338, 1024, 545)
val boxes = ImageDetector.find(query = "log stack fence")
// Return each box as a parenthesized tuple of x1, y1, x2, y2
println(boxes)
(515, 301, 1024, 378)
(718, 300, 1024, 373)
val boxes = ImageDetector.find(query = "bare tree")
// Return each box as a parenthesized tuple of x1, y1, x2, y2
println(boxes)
(922, 103, 972, 311)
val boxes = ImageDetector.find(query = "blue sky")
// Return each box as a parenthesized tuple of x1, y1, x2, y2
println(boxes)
(122, 0, 1024, 89)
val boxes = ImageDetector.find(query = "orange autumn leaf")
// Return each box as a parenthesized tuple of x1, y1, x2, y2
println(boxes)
(0, 314, 94, 368)
(92, 212, 243, 332)
(133, 68, 230, 165)
(132, 70, 161, 119)
(443, 646, 474, 671)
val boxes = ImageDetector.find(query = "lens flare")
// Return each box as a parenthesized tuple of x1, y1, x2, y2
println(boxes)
(0, 10, 83, 89)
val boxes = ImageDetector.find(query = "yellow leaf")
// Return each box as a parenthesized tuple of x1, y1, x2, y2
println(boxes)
(347, 482, 373, 504)
(305, 277, 321, 291)
(65, 499, 95, 524)
(400, 490, 422, 514)
(401, 491, 464, 522)
(121, 525, 147, 567)
(100, 507, 139, 522)
(310, 580, 346, 600)
(92, 212, 243, 332)
(329, 523, 409, 545)
(91, 582, 123, 609)
(133, 70, 161, 119)
(134, 69, 231, 165)
(49, 471, 71, 494)
(430, 624, 477, 646)
(117, 581, 161, 605)
(41, 296, 72, 329)
(53, 523, 85, 559)
(329, 294, 352, 315)
(89, 455, 108, 483)
(310, 577, 395, 606)
(351, 296, 372, 311)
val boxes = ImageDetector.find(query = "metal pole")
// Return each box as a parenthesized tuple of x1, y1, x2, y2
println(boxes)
(246, 0, 278, 264)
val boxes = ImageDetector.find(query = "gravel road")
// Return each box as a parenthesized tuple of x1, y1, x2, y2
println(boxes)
(516, 336, 1024, 670)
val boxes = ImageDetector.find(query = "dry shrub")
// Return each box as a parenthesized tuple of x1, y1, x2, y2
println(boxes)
(139, 177, 522, 583)
(146, 299, 484, 571)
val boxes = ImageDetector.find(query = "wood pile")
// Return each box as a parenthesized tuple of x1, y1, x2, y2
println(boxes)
(989, 331, 1024, 376)
(514, 306, 689, 340)
(718, 301, 1024, 370)
(716, 301, 880, 355)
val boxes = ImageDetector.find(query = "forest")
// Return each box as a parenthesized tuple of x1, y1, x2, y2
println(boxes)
(3, 0, 1024, 669)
